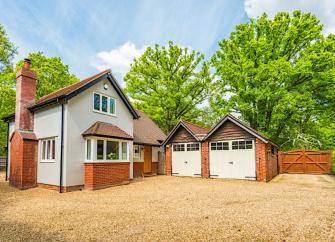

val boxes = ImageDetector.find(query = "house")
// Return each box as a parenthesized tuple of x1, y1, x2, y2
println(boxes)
(163, 114, 279, 181)
(2, 58, 166, 192)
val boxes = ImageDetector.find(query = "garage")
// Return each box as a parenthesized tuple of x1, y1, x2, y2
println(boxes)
(164, 114, 279, 182)
(172, 142, 201, 176)
(162, 120, 209, 177)
(209, 140, 256, 179)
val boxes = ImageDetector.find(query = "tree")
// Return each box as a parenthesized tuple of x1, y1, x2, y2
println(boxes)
(0, 51, 79, 155)
(211, 11, 335, 149)
(124, 41, 213, 133)
(15, 52, 79, 99)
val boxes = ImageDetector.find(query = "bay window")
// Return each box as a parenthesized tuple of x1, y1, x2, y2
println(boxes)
(85, 138, 129, 161)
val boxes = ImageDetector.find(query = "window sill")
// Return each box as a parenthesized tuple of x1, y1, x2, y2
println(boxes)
(84, 160, 129, 163)
(93, 110, 116, 117)
(40, 160, 56, 163)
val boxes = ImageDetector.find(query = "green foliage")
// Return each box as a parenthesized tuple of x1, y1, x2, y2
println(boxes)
(16, 52, 79, 99)
(124, 41, 213, 133)
(0, 24, 17, 73)
(0, 49, 79, 155)
(211, 11, 335, 149)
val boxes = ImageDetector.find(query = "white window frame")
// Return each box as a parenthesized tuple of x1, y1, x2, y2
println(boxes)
(85, 137, 129, 163)
(210, 141, 229, 151)
(40, 138, 56, 163)
(173, 143, 185, 152)
(134, 144, 141, 158)
(85, 139, 93, 161)
(186, 143, 200, 151)
(232, 140, 253, 150)
(93, 92, 116, 116)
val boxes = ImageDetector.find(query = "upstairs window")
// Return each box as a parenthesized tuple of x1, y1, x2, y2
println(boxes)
(93, 93, 116, 115)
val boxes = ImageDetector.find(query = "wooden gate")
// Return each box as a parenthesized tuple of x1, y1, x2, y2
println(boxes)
(279, 150, 332, 174)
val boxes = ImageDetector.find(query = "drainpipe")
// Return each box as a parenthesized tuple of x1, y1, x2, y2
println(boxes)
(5, 122, 9, 181)
(59, 103, 64, 193)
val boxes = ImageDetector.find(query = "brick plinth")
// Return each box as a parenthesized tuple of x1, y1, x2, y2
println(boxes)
(201, 141, 209, 178)
(38, 183, 84, 192)
(256, 138, 267, 182)
(84, 162, 130, 190)
(165, 145, 172, 175)
(9, 130, 38, 189)
(133, 161, 159, 178)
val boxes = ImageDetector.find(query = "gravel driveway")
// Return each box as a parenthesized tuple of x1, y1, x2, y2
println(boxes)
(0, 172, 335, 241)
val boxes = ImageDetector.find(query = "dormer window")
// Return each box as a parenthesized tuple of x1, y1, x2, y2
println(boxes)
(93, 92, 116, 115)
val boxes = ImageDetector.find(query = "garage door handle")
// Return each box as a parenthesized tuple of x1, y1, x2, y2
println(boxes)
(184, 161, 188, 164)
(228, 161, 233, 164)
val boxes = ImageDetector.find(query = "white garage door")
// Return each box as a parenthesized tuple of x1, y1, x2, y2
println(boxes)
(172, 143, 201, 177)
(209, 140, 256, 180)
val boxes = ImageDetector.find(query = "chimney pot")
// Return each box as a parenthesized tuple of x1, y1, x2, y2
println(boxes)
(23, 58, 31, 69)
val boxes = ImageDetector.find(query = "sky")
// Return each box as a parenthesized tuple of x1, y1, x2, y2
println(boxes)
(0, 0, 334, 85)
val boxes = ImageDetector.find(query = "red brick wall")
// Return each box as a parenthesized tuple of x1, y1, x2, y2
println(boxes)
(256, 138, 267, 182)
(152, 162, 158, 174)
(84, 162, 130, 190)
(201, 141, 209, 178)
(10, 131, 37, 189)
(165, 145, 172, 175)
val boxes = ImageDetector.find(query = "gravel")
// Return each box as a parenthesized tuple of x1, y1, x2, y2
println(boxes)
(0, 172, 335, 242)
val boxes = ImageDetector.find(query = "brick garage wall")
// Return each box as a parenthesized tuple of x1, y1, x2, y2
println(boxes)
(85, 162, 130, 190)
(256, 138, 267, 182)
(201, 141, 209, 178)
(165, 145, 172, 175)
(10, 131, 37, 189)
(152, 162, 158, 174)
(266, 144, 278, 181)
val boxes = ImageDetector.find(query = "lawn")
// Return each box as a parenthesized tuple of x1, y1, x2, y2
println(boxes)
(0, 172, 335, 241)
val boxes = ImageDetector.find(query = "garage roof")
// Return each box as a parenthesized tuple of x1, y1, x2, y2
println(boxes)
(204, 114, 278, 147)
(162, 120, 209, 145)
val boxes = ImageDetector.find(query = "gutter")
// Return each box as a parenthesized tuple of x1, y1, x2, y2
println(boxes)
(59, 103, 65, 193)
(5, 122, 9, 181)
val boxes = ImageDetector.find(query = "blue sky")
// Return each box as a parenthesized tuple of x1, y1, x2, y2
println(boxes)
(0, 0, 334, 84)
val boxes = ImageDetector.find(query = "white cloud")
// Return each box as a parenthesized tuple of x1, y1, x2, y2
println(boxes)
(92, 42, 147, 77)
(244, 0, 335, 34)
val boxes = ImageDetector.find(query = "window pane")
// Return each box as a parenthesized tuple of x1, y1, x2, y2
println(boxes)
(232, 141, 238, 150)
(101, 96, 108, 112)
(47, 140, 51, 159)
(109, 98, 115, 114)
(52, 139, 55, 159)
(94, 93, 100, 110)
(107, 141, 119, 160)
(211, 143, 216, 150)
(239, 141, 246, 149)
(86, 140, 91, 160)
(222, 142, 229, 150)
(97, 140, 104, 160)
(42, 141, 46, 159)
(122, 142, 127, 160)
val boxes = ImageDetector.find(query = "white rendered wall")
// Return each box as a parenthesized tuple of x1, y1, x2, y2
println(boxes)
(65, 78, 134, 186)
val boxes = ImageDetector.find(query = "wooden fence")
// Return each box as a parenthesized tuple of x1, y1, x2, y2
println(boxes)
(278, 150, 332, 174)
(0, 156, 6, 170)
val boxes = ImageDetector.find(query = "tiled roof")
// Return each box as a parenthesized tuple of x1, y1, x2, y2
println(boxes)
(134, 110, 166, 146)
(181, 120, 209, 135)
(82, 121, 133, 140)
(34, 69, 110, 106)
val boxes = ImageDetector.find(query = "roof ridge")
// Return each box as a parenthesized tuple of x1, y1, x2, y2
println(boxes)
(37, 69, 110, 102)
(181, 120, 208, 130)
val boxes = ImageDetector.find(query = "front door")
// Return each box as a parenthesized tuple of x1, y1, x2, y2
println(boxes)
(144, 145, 152, 173)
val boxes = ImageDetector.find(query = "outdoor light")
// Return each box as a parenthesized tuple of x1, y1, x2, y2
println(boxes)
(103, 83, 108, 90)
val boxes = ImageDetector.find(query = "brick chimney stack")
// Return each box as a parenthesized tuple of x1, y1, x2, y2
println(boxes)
(15, 58, 37, 131)
(9, 58, 38, 190)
